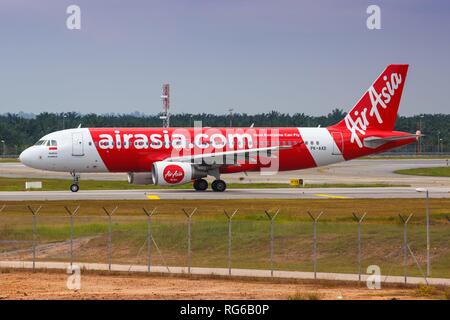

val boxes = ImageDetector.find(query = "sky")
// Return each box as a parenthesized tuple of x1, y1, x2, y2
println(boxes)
(0, 0, 449, 116)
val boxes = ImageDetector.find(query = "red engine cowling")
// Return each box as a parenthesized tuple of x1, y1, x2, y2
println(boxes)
(152, 161, 206, 186)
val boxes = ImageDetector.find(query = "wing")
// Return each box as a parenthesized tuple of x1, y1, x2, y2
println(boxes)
(163, 144, 297, 166)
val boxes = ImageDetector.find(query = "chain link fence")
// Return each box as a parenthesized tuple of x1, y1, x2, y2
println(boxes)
(0, 204, 449, 284)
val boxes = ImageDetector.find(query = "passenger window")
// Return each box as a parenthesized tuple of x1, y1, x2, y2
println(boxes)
(51, 140, 57, 146)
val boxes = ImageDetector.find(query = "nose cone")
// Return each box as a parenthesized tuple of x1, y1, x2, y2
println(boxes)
(19, 148, 33, 167)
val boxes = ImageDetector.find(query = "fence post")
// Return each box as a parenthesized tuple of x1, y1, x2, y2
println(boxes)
(307, 211, 323, 280)
(399, 213, 413, 284)
(223, 209, 238, 276)
(406, 243, 429, 285)
(103, 206, 118, 271)
(143, 207, 157, 273)
(64, 206, 80, 268)
(182, 208, 197, 274)
(352, 212, 367, 283)
(264, 209, 280, 278)
(27, 205, 42, 271)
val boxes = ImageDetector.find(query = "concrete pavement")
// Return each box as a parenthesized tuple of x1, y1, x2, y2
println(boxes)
(1, 260, 448, 286)
(0, 186, 449, 201)
(1, 159, 449, 187)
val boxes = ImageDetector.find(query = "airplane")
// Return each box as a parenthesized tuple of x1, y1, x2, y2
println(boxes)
(19, 64, 418, 192)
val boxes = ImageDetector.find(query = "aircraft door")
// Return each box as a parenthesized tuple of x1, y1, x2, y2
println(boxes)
(72, 132, 84, 156)
(331, 132, 343, 155)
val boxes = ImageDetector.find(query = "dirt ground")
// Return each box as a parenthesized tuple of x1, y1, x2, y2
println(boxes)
(0, 270, 434, 300)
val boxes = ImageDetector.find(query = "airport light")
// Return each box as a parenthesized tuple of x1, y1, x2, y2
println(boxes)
(437, 131, 440, 153)
(415, 187, 430, 276)
(0, 140, 5, 157)
(418, 115, 424, 154)
(62, 113, 67, 130)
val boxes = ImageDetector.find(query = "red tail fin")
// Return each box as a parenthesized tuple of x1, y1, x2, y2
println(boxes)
(333, 64, 409, 132)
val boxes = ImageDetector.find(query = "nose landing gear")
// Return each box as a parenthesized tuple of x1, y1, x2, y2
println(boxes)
(70, 171, 80, 192)
(70, 183, 80, 192)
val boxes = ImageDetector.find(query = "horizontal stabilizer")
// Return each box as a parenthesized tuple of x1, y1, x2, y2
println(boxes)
(363, 134, 419, 149)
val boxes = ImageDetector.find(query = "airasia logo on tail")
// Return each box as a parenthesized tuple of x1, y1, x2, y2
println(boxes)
(163, 164, 185, 184)
(344, 71, 403, 148)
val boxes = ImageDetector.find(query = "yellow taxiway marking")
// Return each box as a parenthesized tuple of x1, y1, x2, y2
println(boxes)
(314, 194, 349, 199)
(146, 195, 160, 200)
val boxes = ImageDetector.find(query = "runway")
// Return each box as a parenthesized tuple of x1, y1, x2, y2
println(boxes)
(0, 186, 449, 201)
(0, 159, 449, 200)
(1, 159, 449, 187)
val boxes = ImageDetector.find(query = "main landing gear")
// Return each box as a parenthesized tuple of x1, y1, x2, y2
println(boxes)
(193, 179, 208, 191)
(192, 179, 227, 192)
(70, 171, 80, 192)
(211, 179, 226, 192)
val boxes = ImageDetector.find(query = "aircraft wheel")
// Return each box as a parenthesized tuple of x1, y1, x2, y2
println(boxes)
(193, 179, 208, 191)
(211, 179, 226, 192)
(70, 184, 80, 193)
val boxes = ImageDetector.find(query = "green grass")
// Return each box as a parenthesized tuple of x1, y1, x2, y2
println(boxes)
(0, 177, 408, 192)
(2, 198, 449, 219)
(363, 155, 450, 160)
(302, 183, 409, 188)
(0, 198, 449, 278)
(395, 167, 450, 177)
(0, 158, 18, 163)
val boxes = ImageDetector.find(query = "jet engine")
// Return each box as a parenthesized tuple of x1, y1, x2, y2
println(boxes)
(151, 161, 207, 186)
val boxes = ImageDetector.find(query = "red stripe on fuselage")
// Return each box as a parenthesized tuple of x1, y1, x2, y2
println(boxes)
(88, 127, 317, 173)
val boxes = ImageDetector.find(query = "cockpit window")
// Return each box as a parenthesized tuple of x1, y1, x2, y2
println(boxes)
(34, 139, 57, 146)
(34, 140, 46, 146)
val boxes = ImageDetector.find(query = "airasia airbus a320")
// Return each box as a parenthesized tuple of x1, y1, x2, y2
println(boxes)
(19, 65, 417, 192)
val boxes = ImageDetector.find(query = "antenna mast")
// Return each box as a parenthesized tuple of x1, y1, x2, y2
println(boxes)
(160, 83, 170, 128)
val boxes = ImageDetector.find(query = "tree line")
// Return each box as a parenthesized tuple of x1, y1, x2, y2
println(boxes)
(0, 110, 448, 154)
